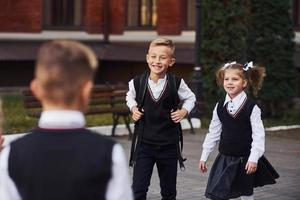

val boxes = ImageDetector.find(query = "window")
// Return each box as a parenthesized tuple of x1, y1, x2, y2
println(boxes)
(186, 0, 195, 29)
(43, 0, 83, 30)
(127, 0, 157, 29)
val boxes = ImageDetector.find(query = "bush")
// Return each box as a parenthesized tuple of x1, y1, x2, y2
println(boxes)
(198, 0, 297, 117)
(199, 0, 249, 111)
(247, 0, 297, 117)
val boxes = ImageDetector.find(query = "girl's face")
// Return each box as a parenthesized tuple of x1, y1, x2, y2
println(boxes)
(146, 45, 175, 78)
(223, 68, 247, 99)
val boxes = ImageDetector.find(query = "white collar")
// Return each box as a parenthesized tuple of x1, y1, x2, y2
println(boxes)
(223, 91, 247, 107)
(38, 110, 85, 129)
(148, 74, 167, 84)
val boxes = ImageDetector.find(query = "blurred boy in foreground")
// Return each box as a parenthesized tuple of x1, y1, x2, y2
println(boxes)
(0, 40, 133, 200)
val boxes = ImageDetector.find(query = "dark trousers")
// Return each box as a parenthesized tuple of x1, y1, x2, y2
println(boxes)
(132, 143, 178, 200)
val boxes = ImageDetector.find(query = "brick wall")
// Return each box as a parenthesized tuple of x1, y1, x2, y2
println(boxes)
(85, 0, 125, 34)
(84, 0, 104, 33)
(109, 0, 126, 34)
(0, 0, 184, 35)
(0, 0, 41, 32)
(157, 0, 185, 35)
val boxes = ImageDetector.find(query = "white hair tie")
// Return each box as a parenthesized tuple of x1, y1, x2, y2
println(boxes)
(243, 61, 253, 71)
(221, 61, 236, 70)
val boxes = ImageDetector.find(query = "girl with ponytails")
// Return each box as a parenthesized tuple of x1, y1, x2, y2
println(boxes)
(199, 61, 278, 200)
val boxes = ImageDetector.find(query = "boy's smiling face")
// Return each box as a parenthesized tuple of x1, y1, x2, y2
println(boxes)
(146, 45, 175, 78)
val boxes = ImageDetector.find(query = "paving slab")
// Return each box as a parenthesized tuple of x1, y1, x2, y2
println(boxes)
(116, 128, 300, 200)
(3, 127, 300, 199)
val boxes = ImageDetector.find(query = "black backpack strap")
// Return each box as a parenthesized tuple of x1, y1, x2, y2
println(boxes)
(129, 71, 149, 167)
(168, 74, 180, 107)
(168, 74, 186, 171)
(133, 71, 149, 108)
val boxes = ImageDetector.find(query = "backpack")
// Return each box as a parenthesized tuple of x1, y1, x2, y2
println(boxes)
(129, 70, 186, 170)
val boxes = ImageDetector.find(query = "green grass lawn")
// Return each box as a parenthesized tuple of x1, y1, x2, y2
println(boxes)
(1, 94, 123, 134)
(2, 95, 37, 134)
(1, 94, 300, 134)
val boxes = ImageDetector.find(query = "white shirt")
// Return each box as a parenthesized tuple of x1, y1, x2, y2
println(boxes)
(126, 75, 196, 113)
(0, 110, 133, 200)
(200, 91, 265, 163)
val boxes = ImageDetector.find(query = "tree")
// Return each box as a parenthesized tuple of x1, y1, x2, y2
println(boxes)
(199, 0, 249, 110)
(247, 0, 297, 117)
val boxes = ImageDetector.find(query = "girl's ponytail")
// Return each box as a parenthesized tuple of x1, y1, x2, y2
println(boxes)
(246, 65, 266, 97)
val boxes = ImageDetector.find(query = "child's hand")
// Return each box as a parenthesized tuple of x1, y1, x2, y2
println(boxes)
(199, 160, 207, 173)
(170, 108, 188, 123)
(245, 161, 257, 174)
(0, 133, 4, 151)
(131, 106, 144, 121)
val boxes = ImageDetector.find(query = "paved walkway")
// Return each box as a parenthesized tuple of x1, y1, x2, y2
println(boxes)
(116, 129, 300, 200)
(3, 128, 300, 199)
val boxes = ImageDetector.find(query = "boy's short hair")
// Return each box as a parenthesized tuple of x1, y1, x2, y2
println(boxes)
(36, 40, 98, 105)
(149, 38, 175, 56)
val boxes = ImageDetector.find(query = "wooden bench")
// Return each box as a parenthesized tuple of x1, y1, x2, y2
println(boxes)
(21, 84, 133, 139)
(22, 84, 197, 138)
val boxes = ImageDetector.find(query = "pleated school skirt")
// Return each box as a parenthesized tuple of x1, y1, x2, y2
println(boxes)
(205, 154, 279, 200)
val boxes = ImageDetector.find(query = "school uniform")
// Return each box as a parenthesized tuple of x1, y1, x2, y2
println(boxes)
(0, 110, 133, 200)
(200, 91, 279, 200)
(126, 74, 196, 200)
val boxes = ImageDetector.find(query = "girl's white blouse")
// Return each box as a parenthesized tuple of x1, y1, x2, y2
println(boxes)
(200, 91, 265, 163)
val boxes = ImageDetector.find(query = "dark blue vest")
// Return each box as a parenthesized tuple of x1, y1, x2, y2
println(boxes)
(133, 73, 181, 146)
(142, 84, 180, 145)
(217, 98, 256, 156)
(8, 128, 115, 200)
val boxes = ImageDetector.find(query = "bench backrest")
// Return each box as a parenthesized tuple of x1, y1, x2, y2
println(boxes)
(22, 84, 129, 118)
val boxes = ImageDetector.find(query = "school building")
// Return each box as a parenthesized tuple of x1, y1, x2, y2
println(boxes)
(0, 0, 299, 89)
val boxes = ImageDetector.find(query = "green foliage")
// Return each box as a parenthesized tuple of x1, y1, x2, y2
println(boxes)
(247, 0, 297, 116)
(262, 109, 300, 127)
(200, 0, 249, 111)
(199, 0, 297, 117)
